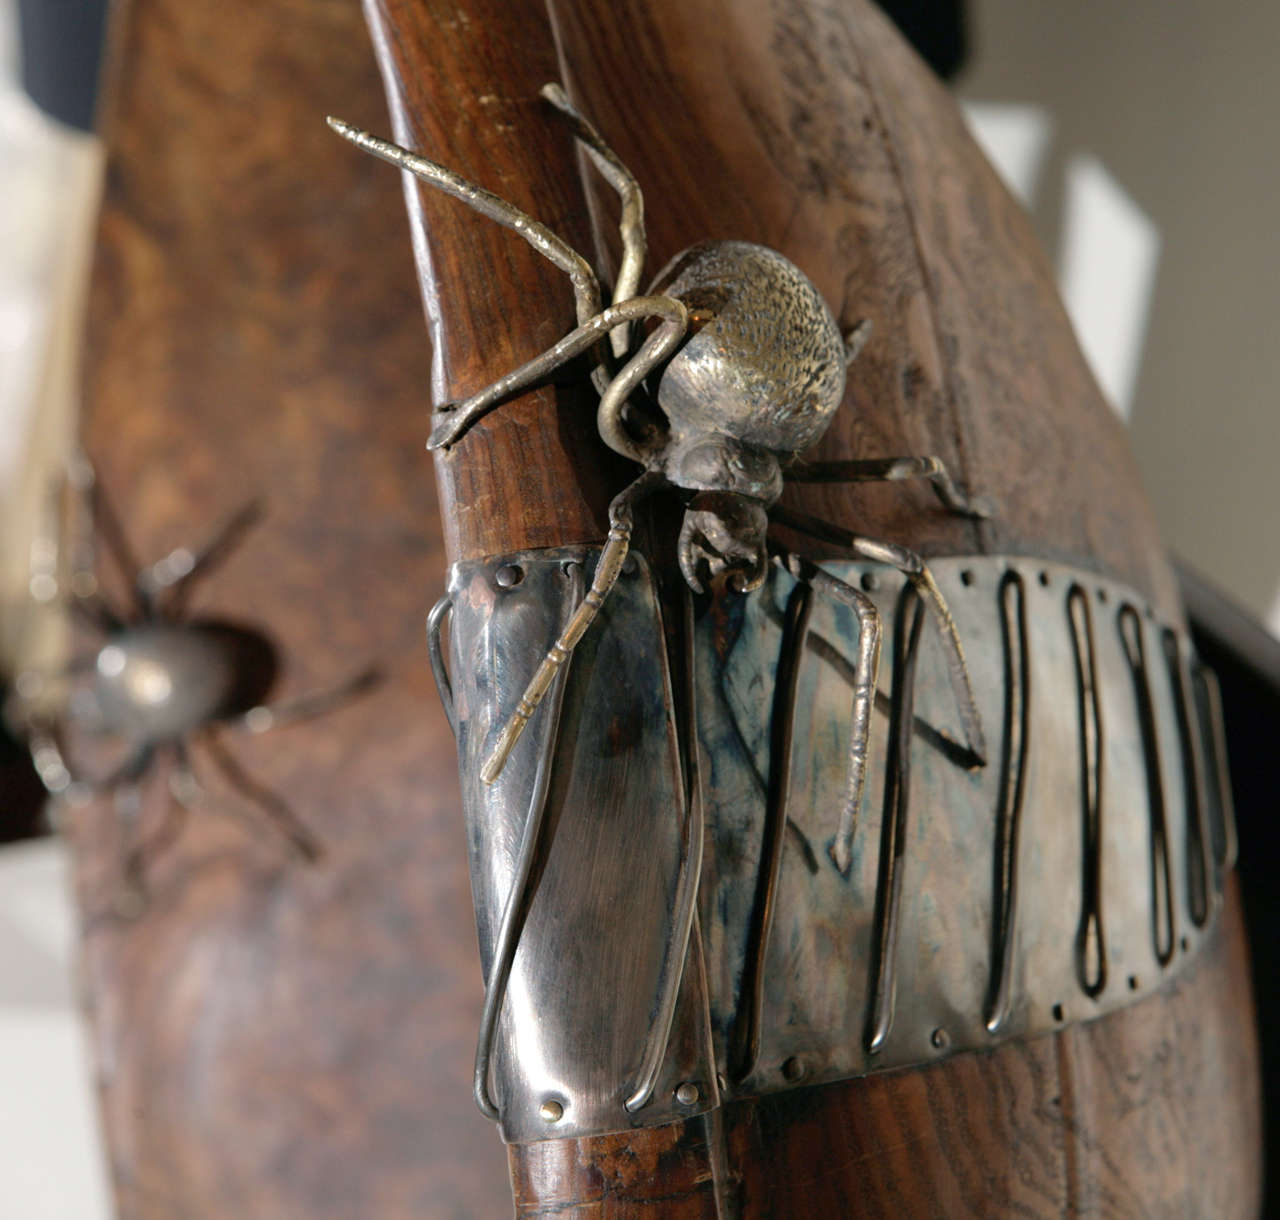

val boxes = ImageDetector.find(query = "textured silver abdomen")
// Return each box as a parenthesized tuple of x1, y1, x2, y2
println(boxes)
(651, 241, 846, 456)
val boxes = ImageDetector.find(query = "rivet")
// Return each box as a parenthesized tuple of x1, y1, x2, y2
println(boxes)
(675, 1082, 699, 1106)
(930, 1027, 950, 1050)
(538, 1098, 564, 1123)
(782, 1056, 806, 1082)
(494, 564, 523, 589)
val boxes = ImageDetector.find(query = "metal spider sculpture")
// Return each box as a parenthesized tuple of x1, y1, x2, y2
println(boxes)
(13, 461, 376, 911)
(330, 85, 990, 873)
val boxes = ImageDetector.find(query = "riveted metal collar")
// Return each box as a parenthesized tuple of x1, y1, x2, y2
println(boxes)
(439, 550, 1233, 1141)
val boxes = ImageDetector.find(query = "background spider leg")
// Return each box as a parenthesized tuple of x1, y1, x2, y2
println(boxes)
(112, 773, 155, 917)
(473, 562, 581, 1120)
(117, 746, 200, 903)
(82, 468, 150, 620)
(771, 503, 986, 766)
(231, 665, 381, 736)
(786, 455, 991, 518)
(139, 499, 263, 614)
(540, 83, 646, 357)
(772, 546, 884, 875)
(48, 457, 135, 628)
(126, 744, 194, 864)
(481, 469, 666, 783)
(426, 295, 685, 455)
(25, 715, 149, 805)
(200, 728, 322, 862)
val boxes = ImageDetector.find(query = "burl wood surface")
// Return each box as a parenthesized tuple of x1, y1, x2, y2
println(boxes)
(364, 0, 1261, 1216)
(78, 0, 511, 1216)
(511, 878, 1258, 1218)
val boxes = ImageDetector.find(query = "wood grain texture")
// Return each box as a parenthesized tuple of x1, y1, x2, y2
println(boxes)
(364, 0, 630, 561)
(71, 0, 1261, 1215)
(505, 882, 1259, 1218)
(363, 0, 1259, 1214)
(76, 0, 510, 1215)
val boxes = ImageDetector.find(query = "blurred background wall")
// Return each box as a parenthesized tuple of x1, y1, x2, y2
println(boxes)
(958, 0, 1280, 633)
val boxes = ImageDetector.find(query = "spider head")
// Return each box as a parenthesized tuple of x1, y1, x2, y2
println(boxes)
(678, 491, 770, 594)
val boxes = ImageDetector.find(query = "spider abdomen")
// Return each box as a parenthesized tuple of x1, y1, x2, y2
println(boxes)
(650, 240, 846, 457)
(93, 622, 277, 742)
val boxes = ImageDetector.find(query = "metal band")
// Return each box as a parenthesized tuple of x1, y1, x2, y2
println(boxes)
(444, 550, 1236, 1141)
(447, 551, 716, 1144)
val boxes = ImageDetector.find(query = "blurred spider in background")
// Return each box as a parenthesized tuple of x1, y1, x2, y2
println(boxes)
(7, 458, 378, 914)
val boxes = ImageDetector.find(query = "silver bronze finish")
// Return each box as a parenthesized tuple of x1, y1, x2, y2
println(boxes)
(448, 546, 1235, 1141)
(328, 88, 989, 801)
(699, 554, 1233, 1100)
(8, 464, 377, 908)
(446, 549, 717, 1144)
(332, 88, 1237, 1137)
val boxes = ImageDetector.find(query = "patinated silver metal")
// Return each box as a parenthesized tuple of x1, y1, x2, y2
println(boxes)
(333, 87, 1234, 1140)
(328, 85, 988, 801)
(8, 461, 376, 909)
(439, 549, 716, 1144)
(441, 547, 1233, 1141)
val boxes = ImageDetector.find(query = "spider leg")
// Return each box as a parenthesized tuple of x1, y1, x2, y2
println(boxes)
(473, 562, 581, 1120)
(772, 546, 883, 874)
(82, 464, 151, 619)
(231, 666, 381, 736)
(786, 455, 992, 519)
(771, 504, 986, 767)
(427, 595, 456, 736)
(118, 746, 196, 902)
(327, 117, 602, 327)
(729, 572, 813, 1082)
(39, 457, 134, 628)
(200, 728, 322, 862)
(625, 583, 704, 1113)
(540, 83, 646, 357)
(140, 500, 263, 614)
(481, 470, 666, 784)
(865, 585, 927, 1053)
(25, 714, 149, 802)
(112, 777, 153, 918)
(426, 295, 686, 455)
